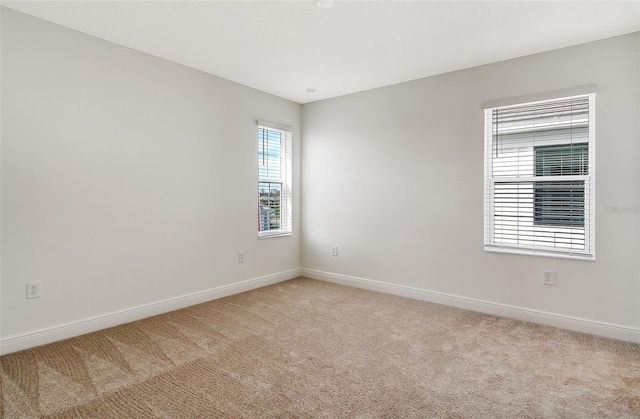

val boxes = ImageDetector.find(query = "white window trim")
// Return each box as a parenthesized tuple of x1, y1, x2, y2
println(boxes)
(257, 120, 293, 239)
(483, 94, 596, 260)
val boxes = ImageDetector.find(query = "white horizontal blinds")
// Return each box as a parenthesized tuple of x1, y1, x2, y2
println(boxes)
(258, 128, 282, 180)
(484, 94, 595, 258)
(257, 122, 292, 236)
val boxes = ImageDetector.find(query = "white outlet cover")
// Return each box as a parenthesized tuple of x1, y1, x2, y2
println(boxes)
(26, 281, 41, 299)
(543, 271, 555, 285)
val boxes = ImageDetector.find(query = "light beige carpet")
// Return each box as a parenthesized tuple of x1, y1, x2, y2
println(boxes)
(1, 278, 639, 418)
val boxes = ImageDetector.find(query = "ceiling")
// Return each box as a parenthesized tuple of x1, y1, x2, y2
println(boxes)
(2, 0, 639, 104)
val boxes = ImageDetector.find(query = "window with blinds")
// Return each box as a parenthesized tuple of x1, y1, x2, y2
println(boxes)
(484, 94, 595, 259)
(257, 121, 293, 238)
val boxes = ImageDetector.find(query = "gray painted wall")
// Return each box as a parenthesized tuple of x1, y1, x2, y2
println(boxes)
(2, 6, 638, 347)
(1, 8, 302, 339)
(302, 32, 640, 328)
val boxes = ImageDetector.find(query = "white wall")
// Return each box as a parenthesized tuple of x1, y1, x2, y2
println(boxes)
(2, 6, 638, 352)
(302, 33, 640, 332)
(1, 8, 301, 343)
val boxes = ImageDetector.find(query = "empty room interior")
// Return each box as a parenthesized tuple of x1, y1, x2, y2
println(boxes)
(1, 0, 640, 417)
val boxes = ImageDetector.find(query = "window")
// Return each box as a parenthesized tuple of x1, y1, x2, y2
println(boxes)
(484, 94, 595, 259)
(257, 120, 292, 238)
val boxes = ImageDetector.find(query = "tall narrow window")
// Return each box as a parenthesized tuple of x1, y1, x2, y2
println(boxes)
(484, 94, 595, 259)
(257, 121, 292, 238)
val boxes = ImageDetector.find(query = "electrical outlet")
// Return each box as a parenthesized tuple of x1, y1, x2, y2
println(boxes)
(331, 245, 338, 256)
(543, 271, 555, 286)
(26, 281, 41, 299)
(238, 251, 245, 263)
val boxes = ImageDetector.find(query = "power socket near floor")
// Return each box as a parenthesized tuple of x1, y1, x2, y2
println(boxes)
(26, 281, 41, 299)
(542, 271, 556, 286)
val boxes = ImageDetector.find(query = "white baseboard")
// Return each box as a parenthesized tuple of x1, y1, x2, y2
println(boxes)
(4, 267, 637, 354)
(0, 268, 302, 355)
(301, 268, 640, 344)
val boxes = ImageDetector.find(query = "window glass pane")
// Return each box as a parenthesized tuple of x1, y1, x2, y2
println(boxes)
(535, 144, 588, 176)
(534, 180, 585, 227)
(258, 181, 282, 231)
(533, 143, 587, 228)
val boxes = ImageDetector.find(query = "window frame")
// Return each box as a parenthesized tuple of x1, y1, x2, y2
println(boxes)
(483, 94, 596, 260)
(257, 120, 293, 239)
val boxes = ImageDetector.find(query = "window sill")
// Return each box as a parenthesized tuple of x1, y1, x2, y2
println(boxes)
(484, 245, 595, 261)
(258, 231, 292, 239)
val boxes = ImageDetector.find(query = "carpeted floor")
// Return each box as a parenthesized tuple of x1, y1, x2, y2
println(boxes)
(1, 277, 639, 418)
